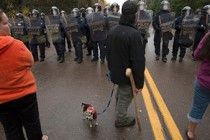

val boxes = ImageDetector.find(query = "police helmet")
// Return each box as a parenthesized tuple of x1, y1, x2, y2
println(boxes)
(51, 6, 60, 16)
(181, 6, 192, 16)
(161, 0, 170, 11)
(93, 3, 102, 12)
(110, 2, 120, 12)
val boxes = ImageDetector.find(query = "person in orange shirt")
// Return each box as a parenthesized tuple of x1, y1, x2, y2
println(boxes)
(0, 9, 48, 140)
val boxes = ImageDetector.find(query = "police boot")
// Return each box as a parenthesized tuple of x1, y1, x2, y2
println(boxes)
(179, 57, 183, 62)
(91, 57, 98, 62)
(162, 57, 167, 63)
(171, 56, 177, 61)
(57, 56, 61, 61)
(60, 57, 65, 63)
(40, 58, 45, 62)
(77, 58, 83, 64)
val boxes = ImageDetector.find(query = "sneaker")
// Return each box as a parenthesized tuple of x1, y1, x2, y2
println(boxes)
(162, 57, 167, 63)
(74, 57, 78, 61)
(156, 55, 160, 60)
(60, 58, 65, 63)
(115, 116, 136, 128)
(91, 57, 98, 62)
(179, 57, 183, 62)
(57, 56, 61, 61)
(77, 58, 83, 64)
(171, 56, 177, 61)
(42, 135, 48, 140)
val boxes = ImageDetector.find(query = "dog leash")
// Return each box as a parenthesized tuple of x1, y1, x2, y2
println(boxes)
(97, 84, 115, 115)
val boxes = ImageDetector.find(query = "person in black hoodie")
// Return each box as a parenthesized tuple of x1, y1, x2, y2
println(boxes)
(106, 1, 145, 128)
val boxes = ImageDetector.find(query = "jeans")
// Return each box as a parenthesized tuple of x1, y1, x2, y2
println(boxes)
(188, 80, 210, 123)
(0, 93, 43, 140)
(115, 85, 133, 122)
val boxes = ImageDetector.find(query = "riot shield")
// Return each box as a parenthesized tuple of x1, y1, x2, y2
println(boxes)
(159, 12, 175, 33)
(62, 14, 83, 42)
(179, 16, 199, 48)
(45, 16, 62, 43)
(107, 14, 120, 30)
(87, 12, 107, 42)
(136, 10, 152, 30)
(10, 18, 29, 43)
(28, 18, 46, 44)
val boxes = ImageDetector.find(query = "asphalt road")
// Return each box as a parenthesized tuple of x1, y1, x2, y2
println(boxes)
(0, 31, 209, 140)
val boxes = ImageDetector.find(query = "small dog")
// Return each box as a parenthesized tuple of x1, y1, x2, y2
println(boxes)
(81, 103, 98, 127)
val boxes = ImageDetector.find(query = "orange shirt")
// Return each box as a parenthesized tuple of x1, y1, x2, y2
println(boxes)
(0, 36, 36, 104)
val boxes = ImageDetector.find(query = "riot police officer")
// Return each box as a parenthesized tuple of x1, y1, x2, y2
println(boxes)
(193, 5, 210, 60)
(137, 0, 151, 50)
(110, 2, 120, 15)
(29, 9, 46, 62)
(171, 6, 192, 62)
(50, 6, 65, 63)
(40, 12, 50, 47)
(91, 3, 106, 64)
(13, 13, 29, 49)
(85, 7, 94, 56)
(104, 6, 111, 17)
(61, 10, 72, 52)
(152, 0, 173, 62)
(71, 8, 86, 64)
(80, 7, 86, 18)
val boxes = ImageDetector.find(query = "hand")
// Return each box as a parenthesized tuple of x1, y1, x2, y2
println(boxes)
(135, 88, 142, 94)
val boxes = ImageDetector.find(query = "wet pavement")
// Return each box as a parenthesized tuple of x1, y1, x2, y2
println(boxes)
(0, 31, 210, 140)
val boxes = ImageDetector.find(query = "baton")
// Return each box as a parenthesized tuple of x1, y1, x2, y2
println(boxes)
(126, 68, 141, 131)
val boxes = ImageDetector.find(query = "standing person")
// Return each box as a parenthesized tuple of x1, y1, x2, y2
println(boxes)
(70, 8, 86, 64)
(40, 12, 50, 48)
(29, 9, 46, 62)
(186, 32, 210, 140)
(85, 7, 94, 56)
(61, 10, 72, 52)
(49, 6, 65, 63)
(152, 0, 173, 62)
(0, 9, 48, 140)
(91, 3, 106, 64)
(193, 5, 210, 60)
(171, 6, 192, 62)
(11, 13, 29, 49)
(106, 1, 145, 128)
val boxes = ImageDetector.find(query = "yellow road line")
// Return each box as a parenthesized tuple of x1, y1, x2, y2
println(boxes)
(142, 84, 166, 140)
(145, 68, 183, 140)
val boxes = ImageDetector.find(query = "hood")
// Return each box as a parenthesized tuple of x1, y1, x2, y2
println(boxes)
(0, 36, 14, 54)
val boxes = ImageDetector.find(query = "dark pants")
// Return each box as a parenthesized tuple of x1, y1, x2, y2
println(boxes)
(53, 41, 65, 58)
(31, 44, 45, 61)
(24, 42, 30, 50)
(0, 93, 43, 140)
(64, 33, 71, 51)
(154, 32, 169, 57)
(193, 31, 205, 57)
(93, 41, 106, 60)
(73, 41, 83, 59)
(172, 33, 186, 58)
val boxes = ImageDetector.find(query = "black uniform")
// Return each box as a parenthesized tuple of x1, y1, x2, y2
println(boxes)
(172, 16, 186, 59)
(152, 10, 173, 60)
(193, 15, 207, 57)
(29, 18, 46, 62)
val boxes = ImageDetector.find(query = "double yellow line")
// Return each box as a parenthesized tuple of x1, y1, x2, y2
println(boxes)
(141, 68, 183, 140)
